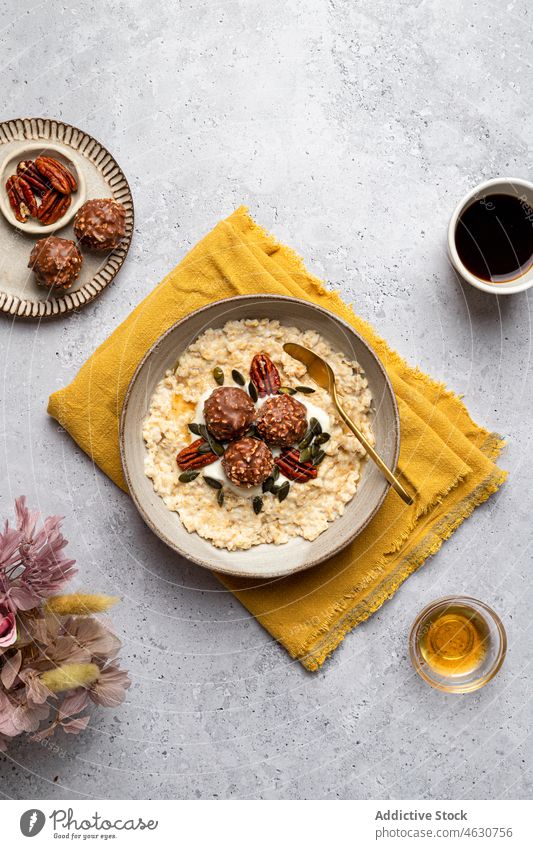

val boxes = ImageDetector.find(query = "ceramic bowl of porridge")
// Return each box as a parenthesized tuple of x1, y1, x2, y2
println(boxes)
(120, 295, 400, 579)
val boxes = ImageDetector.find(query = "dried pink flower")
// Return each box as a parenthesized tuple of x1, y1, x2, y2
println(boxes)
(59, 689, 89, 719)
(0, 650, 21, 690)
(0, 690, 50, 736)
(0, 599, 17, 648)
(0, 497, 130, 750)
(14, 498, 39, 539)
(44, 633, 93, 666)
(89, 663, 131, 707)
(0, 690, 18, 737)
(0, 525, 24, 574)
(1, 498, 77, 612)
(64, 617, 121, 660)
(18, 669, 53, 705)
(12, 699, 50, 733)
(61, 715, 91, 735)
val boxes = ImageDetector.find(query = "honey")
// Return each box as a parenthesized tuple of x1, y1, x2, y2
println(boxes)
(418, 604, 490, 677)
(172, 392, 195, 418)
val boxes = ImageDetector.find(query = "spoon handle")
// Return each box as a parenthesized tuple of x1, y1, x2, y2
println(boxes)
(332, 387, 414, 505)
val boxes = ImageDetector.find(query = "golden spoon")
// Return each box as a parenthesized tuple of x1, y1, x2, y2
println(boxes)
(283, 342, 414, 505)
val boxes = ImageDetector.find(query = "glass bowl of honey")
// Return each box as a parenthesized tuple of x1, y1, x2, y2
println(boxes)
(409, 596, 507, 694)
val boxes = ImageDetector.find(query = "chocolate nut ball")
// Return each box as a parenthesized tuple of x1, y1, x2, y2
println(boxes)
(222, 437, 274, 487)
(255, 394, 308, 448)
(73, 198, 126, 250)
(203, 387, 256, 442)
(28, 236, 82, 290)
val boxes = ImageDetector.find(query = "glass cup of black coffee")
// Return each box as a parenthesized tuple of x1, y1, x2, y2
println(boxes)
(448, 178, 533, 294)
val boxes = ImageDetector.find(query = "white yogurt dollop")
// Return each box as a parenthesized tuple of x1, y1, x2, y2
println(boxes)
(194, 389, 212, 425)
(202, 457, 263, 499)
(190, 386, 331, 500)
(297, 396, 330, 435)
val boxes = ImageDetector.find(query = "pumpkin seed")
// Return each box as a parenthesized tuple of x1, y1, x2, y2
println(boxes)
(278, 386, 296, 395)
(270, 484, 281, 495)
(277, 481, 290, 502)
(299, 447, 312, 463)
(262, 464, 280, 491)
(295, 385, 316, 394)
(244, 425, 258, 438)
(248, 380, 258, 402)
(217, 488, 225, 507)
(188, 422, 202, 436)
(310, 442, 321, 460)
(213, 366, 224, 385)
(312, 450, 326, 466)
(210, 440, 225, 457)
(262, 476, 274, 493)
(203, 475, 223, 490)
(198, 443, 214, 454)
(252, 496, 263, 515)
(179, 470, 200, 483)
(309, 416, 322, 436)
(314, 432, 330, 445)
(199, 425, 224, 456)
(299, 429, 314, 450)
(232, 369, 245, 386)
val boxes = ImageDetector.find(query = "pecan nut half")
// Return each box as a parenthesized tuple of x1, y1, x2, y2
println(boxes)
(15, 175, 38, 217)
(275, 448, 318, 483)
(17, 160, 50, 196)
(176, 438, 218, 470)
(6, 175, 31, 222)
(34, 156, 77, 195)
(36, 189, 57, 221)
(250, 353, 281, 397)
(37, 189, 71, 225)
(43, 194, 71, 225)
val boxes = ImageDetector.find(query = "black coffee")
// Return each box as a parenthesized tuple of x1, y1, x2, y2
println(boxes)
(455, 193, 533, 283)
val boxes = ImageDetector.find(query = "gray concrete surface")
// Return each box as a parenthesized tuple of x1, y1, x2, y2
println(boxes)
(0, 0, 532, 800)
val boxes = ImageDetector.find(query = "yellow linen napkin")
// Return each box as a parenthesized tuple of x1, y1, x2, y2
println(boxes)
(48, 207, 506, 671)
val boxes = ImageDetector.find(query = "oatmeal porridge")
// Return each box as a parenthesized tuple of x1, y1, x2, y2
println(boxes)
(142, 319, 374, 551)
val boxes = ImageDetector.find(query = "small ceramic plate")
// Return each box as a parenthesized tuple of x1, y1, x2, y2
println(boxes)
(0, 142, 87, 234)
(0, 117, 134, 319)
(120, 295, 401, 579)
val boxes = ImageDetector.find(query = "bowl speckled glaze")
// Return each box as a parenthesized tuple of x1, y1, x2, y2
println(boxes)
(120, 295, 400, 579)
